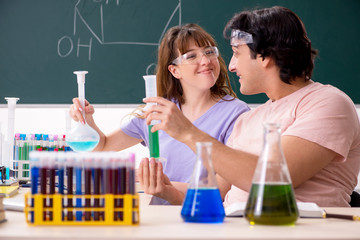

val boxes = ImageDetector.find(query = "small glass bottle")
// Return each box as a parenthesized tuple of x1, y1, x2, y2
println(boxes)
(181, 142, 225, 223)
(245, 123, 299, 225)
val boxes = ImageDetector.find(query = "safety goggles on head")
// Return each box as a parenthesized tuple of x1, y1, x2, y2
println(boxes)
(230, 29, 253, 46)
(172, 46, 219, 65)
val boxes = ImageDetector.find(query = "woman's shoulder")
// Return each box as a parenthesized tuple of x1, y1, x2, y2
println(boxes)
(207, 95, 250, 121)
(220, 95, 249, 109)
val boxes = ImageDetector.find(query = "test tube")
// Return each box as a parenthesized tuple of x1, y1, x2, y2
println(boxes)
(66, 152, 74, 221)
(75, 155, 83, 221)
(112, 153, 120, 221)
(93, 153, 102, 221)
(129, 153, 138, 224)
(119, 154, 126, 221)
(14, 133, 20, 178)
(42, 134, 49, 151)
(48, 153, 56, 221)
(143, 75, 160, 158)
(129, 153, 136, 195)
(39, 152, 48, 221)
(30, 151, 40, 223)
(24, 134, 32, 178)
(21, 134, 29, 178)
(84, 154, 92, 221)
(35, 134, 41, 150)
(104, 155, 113, 195)
(57, 152, 65, 221)
(48, 135, 55, 151)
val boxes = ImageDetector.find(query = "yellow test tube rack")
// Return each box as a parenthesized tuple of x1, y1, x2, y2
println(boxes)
(24, 192, 139, 226)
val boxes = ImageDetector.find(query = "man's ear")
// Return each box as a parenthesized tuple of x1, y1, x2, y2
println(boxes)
(168, 64, 181, 79)
(257, 54, 273, 68)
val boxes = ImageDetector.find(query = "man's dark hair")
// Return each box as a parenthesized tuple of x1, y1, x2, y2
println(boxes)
(224, 6, 318, 84)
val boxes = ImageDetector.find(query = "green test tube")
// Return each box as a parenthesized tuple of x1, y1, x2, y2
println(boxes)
(144, 75, 160, 159)
(148, 125, 160, 158)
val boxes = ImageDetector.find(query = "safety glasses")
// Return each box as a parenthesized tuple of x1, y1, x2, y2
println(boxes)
(230, 29, 253, 46)
(172, 46, 219, 65)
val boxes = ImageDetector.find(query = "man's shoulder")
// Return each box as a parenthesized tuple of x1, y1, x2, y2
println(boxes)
(300, 82, 355, 108)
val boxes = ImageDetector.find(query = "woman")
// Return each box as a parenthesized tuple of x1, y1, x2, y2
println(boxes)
(70, 24, 249, 204)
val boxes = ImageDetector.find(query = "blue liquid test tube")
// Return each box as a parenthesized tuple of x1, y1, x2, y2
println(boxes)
(75, 156, 83, 221)
(57, 152, 65, 220)
(29, 152, 40, 223)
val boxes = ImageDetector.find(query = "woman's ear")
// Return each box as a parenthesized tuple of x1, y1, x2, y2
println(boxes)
(168, 64, 181, 79)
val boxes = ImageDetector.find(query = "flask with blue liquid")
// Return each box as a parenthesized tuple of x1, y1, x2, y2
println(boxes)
(181, 142, 225, 223)
(66, 71, 100, 152)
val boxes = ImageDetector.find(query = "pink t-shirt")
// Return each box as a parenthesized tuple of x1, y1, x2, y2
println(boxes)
(224, 81, 360, 207)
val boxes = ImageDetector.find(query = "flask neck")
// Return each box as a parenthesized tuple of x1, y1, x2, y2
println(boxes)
(262, 123, 283, 163)
(252, 123, 292, 184)
(188, 142, 217, 189)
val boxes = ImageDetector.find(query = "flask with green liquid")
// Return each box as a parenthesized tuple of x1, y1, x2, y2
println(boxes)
(245, 123, 299, 225)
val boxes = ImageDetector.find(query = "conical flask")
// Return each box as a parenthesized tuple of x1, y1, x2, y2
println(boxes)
(245, 123, 299, 225)
(181, 142, 225, 223)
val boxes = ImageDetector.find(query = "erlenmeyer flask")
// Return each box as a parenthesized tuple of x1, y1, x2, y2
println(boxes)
(245, 123, 299, 225)
(181, 142, 225, 223)
(66, 71, 100, 152)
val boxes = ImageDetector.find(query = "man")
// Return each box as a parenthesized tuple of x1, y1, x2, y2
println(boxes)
(141, 6, 360, 207)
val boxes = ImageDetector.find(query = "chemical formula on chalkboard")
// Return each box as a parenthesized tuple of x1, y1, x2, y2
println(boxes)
(57, 0, 182, 74)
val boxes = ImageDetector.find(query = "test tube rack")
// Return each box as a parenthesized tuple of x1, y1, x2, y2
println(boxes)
(11, 133, 71, 181)
(24, 151, 139, 226)
(24, 193, 139, 226)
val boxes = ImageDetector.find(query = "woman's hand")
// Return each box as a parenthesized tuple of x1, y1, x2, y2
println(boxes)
(138, 157, 185, 205)
(69, 97, 95, 124)
(138, 157, 171, 197)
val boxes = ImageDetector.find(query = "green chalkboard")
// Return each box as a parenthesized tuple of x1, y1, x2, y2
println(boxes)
(1, 0, 359, 104)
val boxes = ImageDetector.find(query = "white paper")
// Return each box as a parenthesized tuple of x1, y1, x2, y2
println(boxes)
(225, 202, 324, 218)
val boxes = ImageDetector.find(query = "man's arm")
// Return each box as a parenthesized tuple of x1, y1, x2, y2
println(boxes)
(143, 97, 339, 192)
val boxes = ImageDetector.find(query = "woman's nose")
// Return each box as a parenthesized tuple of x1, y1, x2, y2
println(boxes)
(199, 54, 211, 65)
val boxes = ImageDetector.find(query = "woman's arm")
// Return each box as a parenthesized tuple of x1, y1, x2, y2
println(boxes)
(70, 98, 142, 151)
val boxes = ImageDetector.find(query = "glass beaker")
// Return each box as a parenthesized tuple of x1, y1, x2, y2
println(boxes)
(245, 123, 299, 225)
(181, 142, 225, 223)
